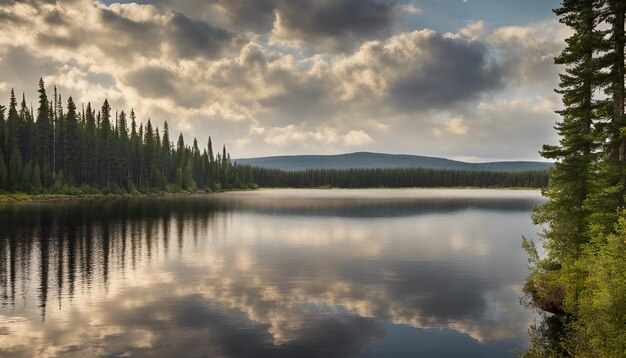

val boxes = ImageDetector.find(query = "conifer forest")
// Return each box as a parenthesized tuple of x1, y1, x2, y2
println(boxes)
(0, 80, 547, 194)
(523, 1, 626, 356)
(0, 79, 255, 194)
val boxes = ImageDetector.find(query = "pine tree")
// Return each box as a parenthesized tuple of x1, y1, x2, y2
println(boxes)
(7, 90, 21, 191)
(83, 103, 97, 184)
(176, 133, 185, 171)
(63, 97, 79, 183)
(35, 78, 52, 175)
(130, 111, 140, 184)
(99, 99, 112, 185)
(207, 136, 215, 186)
(19, 94, 33, 165)
(531, 0, 602, 296)
(192, 138, 203, 188)
(594, 1, 626, 230)
(221, 145, 229, 185)
(144, 119, 155, 188)
(161, 121, 171, 181)
(117, 110, 129, 185)
(523, 1, 626, 356)
(54, 88, 65, 174)
(0, 104, 6, 183)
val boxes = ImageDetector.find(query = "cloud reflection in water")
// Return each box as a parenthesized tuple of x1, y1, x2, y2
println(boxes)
(0, 189, 544, 357)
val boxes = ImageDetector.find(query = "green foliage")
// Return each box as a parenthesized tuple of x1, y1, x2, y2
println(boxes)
(211, 182, 222, 193)
(50, 170, 65, 193)
(574, 216, 626, 356)
(32, 163, 42, 192)
(182, 157, 195, 190)
(248, 167, 548, 188)
(524, 1, 626, 356)
(0, 79, 253, 196)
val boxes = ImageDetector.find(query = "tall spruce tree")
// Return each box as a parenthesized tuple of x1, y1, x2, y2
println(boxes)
(161, 120, 171, 181)
(99, 99, 112, 185)
(83, 103, 96, 184)
(129, 111, 140, 184)
(19, 93, 33, 165)
(0, 104, 6, 190)
(531, 0, 602, 300)
(593, 0, 626, 231)
(7, 90, 21, 191)
(524, 1, 626, 356)
(0, 104, 5, 173)
(35, 79, 52, 176)
(63, 97, 79, 182)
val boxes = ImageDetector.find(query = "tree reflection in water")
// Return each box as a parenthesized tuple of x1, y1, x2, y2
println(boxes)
(0, 190, 544, 357)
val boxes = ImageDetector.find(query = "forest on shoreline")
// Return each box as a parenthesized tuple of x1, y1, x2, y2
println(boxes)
(249, 166, 548, 189)
(0, 80, 548, 196)
(0, 79, 256, 195)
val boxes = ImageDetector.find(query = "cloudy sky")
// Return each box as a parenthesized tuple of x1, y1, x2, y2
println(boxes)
(0, 0, 563, 161)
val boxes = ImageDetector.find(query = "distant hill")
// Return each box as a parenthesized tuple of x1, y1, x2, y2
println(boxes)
(233, 152, 553, 172)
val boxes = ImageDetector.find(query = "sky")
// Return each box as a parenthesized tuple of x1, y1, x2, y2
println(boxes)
(0, 0, 564, 161)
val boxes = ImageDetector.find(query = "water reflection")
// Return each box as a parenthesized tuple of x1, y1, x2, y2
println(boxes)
(0, 189, 544, 357)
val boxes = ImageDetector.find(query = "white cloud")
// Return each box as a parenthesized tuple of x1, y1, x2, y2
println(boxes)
(343, 130, 374, 146)
(0, 0, 564, 160)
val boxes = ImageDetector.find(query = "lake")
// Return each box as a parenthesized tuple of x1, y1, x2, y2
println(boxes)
(0, 189, 545, 357)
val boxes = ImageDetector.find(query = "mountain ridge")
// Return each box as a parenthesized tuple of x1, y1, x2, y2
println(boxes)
(233, 152, 553, 172)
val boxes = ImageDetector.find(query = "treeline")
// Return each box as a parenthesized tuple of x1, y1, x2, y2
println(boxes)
(523, 1, 626, 357)
(249, 167, 548, 188)
(0, 79, 255, 195)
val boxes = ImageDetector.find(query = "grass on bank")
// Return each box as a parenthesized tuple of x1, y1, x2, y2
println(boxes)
(0, 182, 260, 202)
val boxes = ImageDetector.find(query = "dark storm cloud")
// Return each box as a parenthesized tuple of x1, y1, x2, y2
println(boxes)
(168, 12, 242, 59)
(42, 9, 66, 26)
(328, 30, 503, 115)
(93, 7, 163, 62)
(258, 66, 332, 123)
(0, 46, 60, 89)
(123, 65, 176, 99)
(274, 0, 399, 51)
(97, 7, 243, 61)
(389, 35, 503, 110)
(153, 0, 402, 52)
(20, 3, 245, 65)
(157, 0, 277, 33)
(99, 7, 156, 36)
(122, 65, 209, 108)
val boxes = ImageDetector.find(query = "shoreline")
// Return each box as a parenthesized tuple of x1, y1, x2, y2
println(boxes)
(0, 186, 543, 203)
(254, 186, 542, 190)
(0, 190, 232, 203)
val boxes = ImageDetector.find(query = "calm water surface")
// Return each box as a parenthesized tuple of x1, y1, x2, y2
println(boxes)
(0, 189, 545, 357)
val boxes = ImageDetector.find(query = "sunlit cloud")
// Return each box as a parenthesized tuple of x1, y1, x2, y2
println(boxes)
(0, 0, 562, 159)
